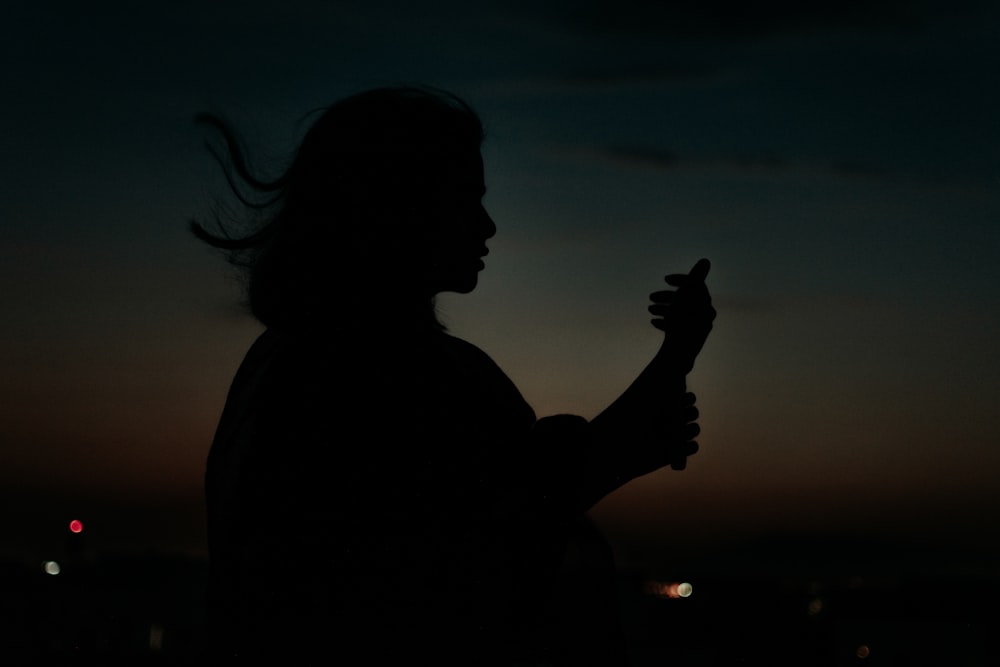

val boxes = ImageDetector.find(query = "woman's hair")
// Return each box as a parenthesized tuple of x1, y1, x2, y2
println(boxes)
(191, 85, 485, 329)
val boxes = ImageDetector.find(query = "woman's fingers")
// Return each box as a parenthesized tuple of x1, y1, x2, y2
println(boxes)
(669, 440, 699, 471)
(648, 303, 673, 317)
(649, 290, 678, 302)
(663, 257, 711, 290)
(688, 257, 711, 281)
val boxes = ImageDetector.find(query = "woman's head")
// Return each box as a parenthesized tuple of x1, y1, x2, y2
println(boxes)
(192, 86, 493, 329)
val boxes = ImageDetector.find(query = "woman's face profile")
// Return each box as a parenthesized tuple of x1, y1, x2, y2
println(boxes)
(421, 150, 496, 296)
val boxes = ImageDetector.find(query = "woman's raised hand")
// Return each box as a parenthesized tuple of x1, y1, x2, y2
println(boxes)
(649, 258, 716, 375)
(585, 259, 716, 498)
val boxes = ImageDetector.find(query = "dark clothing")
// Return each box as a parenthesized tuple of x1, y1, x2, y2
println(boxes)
(205, 327, 624, 665)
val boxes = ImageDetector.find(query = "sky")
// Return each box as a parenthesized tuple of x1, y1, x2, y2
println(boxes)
(2, 0, 999, 571)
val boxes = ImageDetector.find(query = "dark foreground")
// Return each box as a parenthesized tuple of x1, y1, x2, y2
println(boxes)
(2, 535, 998, 666)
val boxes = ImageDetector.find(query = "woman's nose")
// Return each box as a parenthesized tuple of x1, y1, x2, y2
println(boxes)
(479, 206, 497, 239)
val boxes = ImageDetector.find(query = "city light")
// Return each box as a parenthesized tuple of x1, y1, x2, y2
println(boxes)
(643, 580, 693, 599)
(69, 519, 84, 534)
(808, 598, 824, 616)
(149, 623, 165, 651)
(43, 561, 61, 576)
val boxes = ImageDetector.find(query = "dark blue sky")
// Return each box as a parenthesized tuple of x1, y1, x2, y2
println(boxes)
(3, 0, 999, 565)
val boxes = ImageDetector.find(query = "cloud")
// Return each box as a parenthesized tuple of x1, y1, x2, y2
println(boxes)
(588, 145, 789, 173)
(601, 146, 680, 169)
(556, 61, 719, 87)
(573, 144, 937, 185)
(504, 0, 971, 40)
(470, 61, 722, 98)
(828, 160, 890, 179)
(540, 143, 795, 178)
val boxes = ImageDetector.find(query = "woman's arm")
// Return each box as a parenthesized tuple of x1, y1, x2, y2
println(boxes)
(579, 259, 716, 508)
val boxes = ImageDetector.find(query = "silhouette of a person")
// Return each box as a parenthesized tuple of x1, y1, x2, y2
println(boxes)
(194, 86, 715, 666)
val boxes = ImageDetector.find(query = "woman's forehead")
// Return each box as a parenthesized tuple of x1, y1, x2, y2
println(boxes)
(435, 150, 485, 188)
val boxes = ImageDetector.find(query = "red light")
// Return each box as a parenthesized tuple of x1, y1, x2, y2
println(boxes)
(69, 520, 83, 534)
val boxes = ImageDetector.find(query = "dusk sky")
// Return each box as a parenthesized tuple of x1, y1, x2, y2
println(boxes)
(3, 1, 999, 570)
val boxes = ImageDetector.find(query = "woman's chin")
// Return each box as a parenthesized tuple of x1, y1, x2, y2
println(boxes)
(436, 273, 480, 295)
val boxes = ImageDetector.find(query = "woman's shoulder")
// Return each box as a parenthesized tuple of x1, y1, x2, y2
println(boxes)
(434, 331, 534, 409)
(432, 332, 521, 385)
